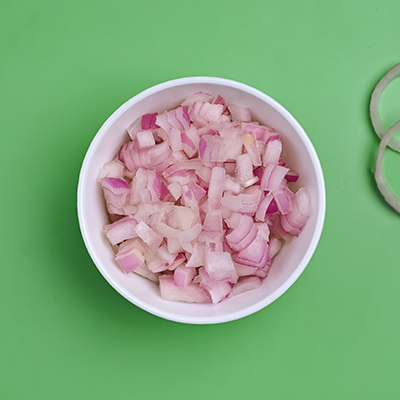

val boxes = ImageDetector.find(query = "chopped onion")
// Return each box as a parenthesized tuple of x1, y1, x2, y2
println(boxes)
(136, 130, 156, 149)
(174, 265, 197, 288)
(115, 238, 146, 274)
(204, 251, 235, 281)
(230, 276, 263, 297)
(99, 92, 312, 304)
(370, 63, 400, 151)
(141, 113, 159, 130)
(104, 215, 138, 245)
(159, 274, 211, 303)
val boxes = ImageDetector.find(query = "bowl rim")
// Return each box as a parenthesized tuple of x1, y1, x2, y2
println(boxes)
(77, 76, 326, 324)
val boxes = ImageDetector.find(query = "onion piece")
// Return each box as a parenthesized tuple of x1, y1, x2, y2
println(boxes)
(203, 209, 223, 232)
(200, 279, 232, 304)
(228, 105, 252, 123)
(174, 265, 197, 288)
(235, 153, 255, 184)
(100, 177, 131, 215)
(168, 253, 186, 271)
(186, 242, 206, 268)
(370, 63, 400, 151)
(234, 231, 269, 269)
(255, 192, 273, 222)
(159, 274, 211, 303)
(97, 160, 125, 180)
(181, 91, 213, 111)
(134, 221, 163, 254)
(141, 113, 159, 130)
(230, 276, 263, 297)
(208, 166, 226, 210)
(261, 164, 289, 192)
(126, 117, 141, 140)
(115, 239, 146, 274)
(136, 130, 156, 149)
(176, 223, 203, 244)
(374, 120, 400, 213)
(204, 251, 236, 281)
(242, 133, 262, 166)
(104, 215, 138, 245)
(225, 215, 258, 252)
(263, 137, 282, 166)
(133, 263, 160, 283)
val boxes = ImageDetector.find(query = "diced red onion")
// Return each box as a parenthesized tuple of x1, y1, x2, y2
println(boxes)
(136, 130, 156, 149)
(168, 253, 187, 271)
(176, 223, 203, 244)
(141, 113, 159, 130)
(235, 153, 255, 184)
(134, 221, 163, 254)
(159, 274, 211, 303)
(285, 170, 299, 182)
(181, 91, 213, 111)
(228, 105, 252, 123)
(100, 178, 131, 215)
(208, 166, 226, 210)
(225, 215, 258, 252)
(204, 251, 236, 282)
(133, 263, 160, 283)
(97, 160, 125, 180)
(234, 231, 270, 269)
(174, 265, 197, 288)
(115, 239, 146, 274)
(126, 117, 141, 141)
(213, 95, 225, 105)
(230, 276, 262, 297)
(273, 189, 292, 215)
(261, 164, 289, 192)
(104, 215, 138, 245)
(203, 209, 223, 232)
(242, 133, 262, 166)
(100, 92, 312, 304)
(255, 192, 274, 222)
(280, 187, 311, 234)
(265, 133, 280, 144)
(200, 279, 232, 304)
(186, 242, 206, 268)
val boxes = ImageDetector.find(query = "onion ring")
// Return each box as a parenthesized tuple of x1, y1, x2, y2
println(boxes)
(370, 63, 400, 152)
(374, 120, 400, 214)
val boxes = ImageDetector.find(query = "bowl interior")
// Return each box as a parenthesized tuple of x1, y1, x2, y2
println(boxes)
(78, 77, 325, 324)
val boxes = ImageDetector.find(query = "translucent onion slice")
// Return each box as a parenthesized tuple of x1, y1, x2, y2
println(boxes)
(374, 120, 400, 214)
(370, 63, 400, 151)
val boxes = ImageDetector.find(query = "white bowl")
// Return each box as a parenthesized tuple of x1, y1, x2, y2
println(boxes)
(77, 77, 325, 324)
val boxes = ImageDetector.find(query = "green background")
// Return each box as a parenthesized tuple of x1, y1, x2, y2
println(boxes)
(1, 0, 400, 398)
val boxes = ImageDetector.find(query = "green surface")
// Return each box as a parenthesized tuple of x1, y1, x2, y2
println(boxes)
(1, 0, 400, 399)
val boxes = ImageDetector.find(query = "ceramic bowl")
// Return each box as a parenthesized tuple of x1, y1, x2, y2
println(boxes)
(77, 77, 325, 324)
